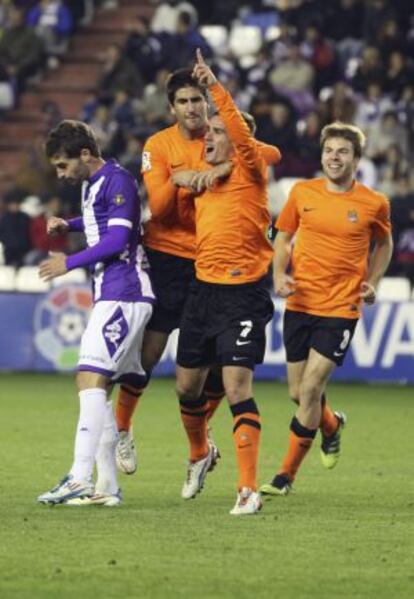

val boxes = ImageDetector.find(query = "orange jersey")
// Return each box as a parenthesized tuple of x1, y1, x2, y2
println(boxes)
(142, 124, 205, 259)
(256, 141, 281, 166)
(276, 177, 391, 318)
(194, 82, 275, 284)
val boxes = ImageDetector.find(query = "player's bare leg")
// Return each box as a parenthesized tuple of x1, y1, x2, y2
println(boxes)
(262, 350, 336, 497)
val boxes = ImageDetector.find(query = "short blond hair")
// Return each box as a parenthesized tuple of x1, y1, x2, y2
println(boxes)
(320, 121, 366, 159)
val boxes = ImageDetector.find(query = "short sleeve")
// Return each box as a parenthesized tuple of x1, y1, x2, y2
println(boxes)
(275, 186, 300, 234)
(371, 196, 392, 239)
(106, 172, 140, 229)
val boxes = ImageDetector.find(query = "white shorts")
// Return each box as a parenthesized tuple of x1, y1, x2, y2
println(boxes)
(78, 300, 153, 387)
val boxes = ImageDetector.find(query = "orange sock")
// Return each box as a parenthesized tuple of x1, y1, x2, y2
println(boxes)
(116, 385, 144, 431)
(205, 391, 225, 421)
(279, 417, 317, 481)
(179, 397, 209, 462)
(204, 369, 225, 421)
(320, 393, 339, 437)
(231, 398, 261, 491)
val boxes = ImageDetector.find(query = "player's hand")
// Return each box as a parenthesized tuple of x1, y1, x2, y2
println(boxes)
(192, 48, 216, 87)
(206, 161, 233, 188)
(274, 273, 296, 298)
(171, 170, 198, 189)
(189, 171, 208, 193)
(360, 281, 376, 305)
(39, 252, 68, 281)
(47, 216, 69, 236)
(190, 162, 234, 192)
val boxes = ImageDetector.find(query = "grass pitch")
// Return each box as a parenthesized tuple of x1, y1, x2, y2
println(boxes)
(0, 374, 413, 599)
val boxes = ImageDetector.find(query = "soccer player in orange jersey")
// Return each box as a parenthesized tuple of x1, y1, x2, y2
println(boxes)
(174, 50, 276, 515)
(115, 68, 281, 475)
(260, 122, 393, 497)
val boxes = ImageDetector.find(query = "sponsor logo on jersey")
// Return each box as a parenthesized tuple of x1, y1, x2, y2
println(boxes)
(347, 210, 358, 223)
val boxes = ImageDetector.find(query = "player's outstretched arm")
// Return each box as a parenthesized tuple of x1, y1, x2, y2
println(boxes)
(193, 50, 263, 177)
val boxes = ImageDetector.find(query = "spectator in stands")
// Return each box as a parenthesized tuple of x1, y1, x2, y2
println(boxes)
(396, 84, 414, 155)
(327, 0, 363, 42)
(110, 90, 136, 129)
(377, 143, 408, 197)
(269, 43, 315, 113)
(383, 51, 414, 99)
(165, 10, 212, 70)
(25, 195, 68, 265)
(295, 110, 323, 177)
(80, 92, 99, 123)
(70, 0, 94, 27)
(391, 175, 414, 283)
(0, 0, 13, 31)
(151, 0, 198, 34)
(0, 193, 31, 266)
(356, 154, 378, 189)
(124, 16, 165, 84)
(363, 0, 396, 44)
(136, 68, 170, 127)
(318, 81, 356, 124)
(0, 5, 44, 92)
(271, 22, 297, 63)
(118, 133, 144, 181)
(245, 45, 274, 95)
(375, 17, 407, 59)
(88, 103, 119, 156)
(98, 43, 144, 101)
(255, 100, 298, 155)
(365, 110, 408, 164)
(351, 45, 384, 93)
(27, 0, 73, 57)
(300, 24, 337, 92)
(328, 0, 364, 74)
(353, 81, 394, 134)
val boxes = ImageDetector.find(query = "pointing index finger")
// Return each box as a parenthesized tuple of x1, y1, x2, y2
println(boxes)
(196, 48, 205, 65)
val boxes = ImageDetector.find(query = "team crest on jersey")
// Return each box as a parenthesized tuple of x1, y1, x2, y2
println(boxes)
(347, 210, 358, 223)
(142, 151, 151, 172)
(113, 194, 125, 206)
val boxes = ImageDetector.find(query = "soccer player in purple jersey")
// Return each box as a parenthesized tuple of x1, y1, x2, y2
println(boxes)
(37, 120, 155, 507)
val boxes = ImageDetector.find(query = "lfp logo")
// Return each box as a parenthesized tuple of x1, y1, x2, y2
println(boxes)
(34, 285, 92, 370)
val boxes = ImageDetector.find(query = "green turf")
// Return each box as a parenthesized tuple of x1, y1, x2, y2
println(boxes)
(0, 374, 413, 599)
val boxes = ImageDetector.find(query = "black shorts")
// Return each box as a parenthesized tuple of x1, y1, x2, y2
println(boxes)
(283, 309, 358, 367)
(177, 278, 274, 370)
(146, 248, 195, 334)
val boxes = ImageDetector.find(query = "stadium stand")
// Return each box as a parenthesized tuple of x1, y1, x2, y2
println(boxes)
(0, 0, 413, 288)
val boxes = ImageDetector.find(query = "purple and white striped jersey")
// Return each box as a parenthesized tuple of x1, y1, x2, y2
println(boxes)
(67, 159, 155, 304)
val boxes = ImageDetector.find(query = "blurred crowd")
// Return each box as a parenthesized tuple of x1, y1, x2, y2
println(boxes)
(0, 0, 414, 282)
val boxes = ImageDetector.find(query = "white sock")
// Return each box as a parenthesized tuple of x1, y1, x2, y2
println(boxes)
(70, 388, 107, 484)
(95, 400, 119, 495)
